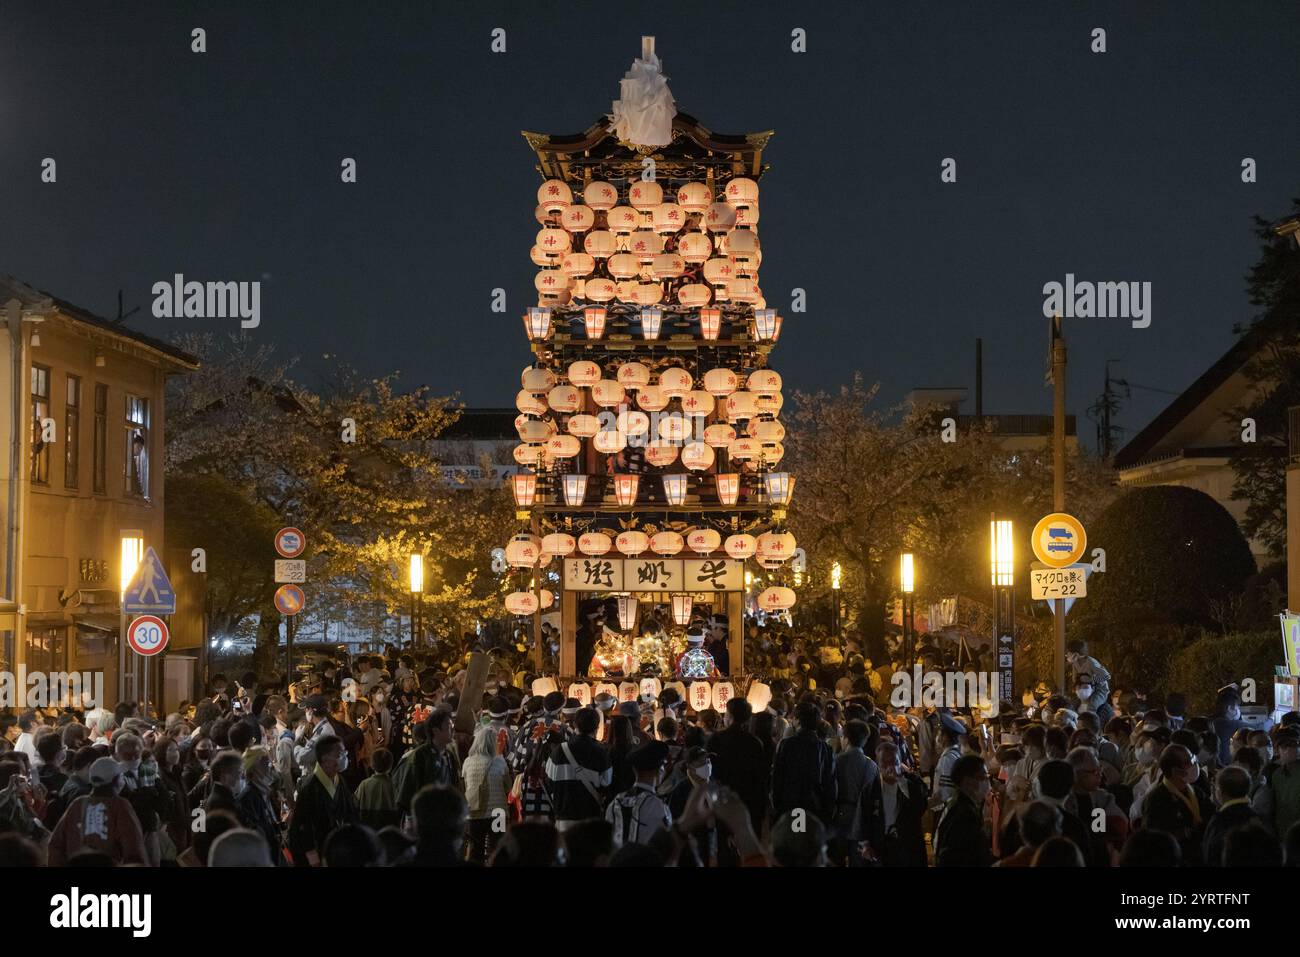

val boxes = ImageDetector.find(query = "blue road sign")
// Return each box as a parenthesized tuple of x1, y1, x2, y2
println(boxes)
(123, 546, 177, 615)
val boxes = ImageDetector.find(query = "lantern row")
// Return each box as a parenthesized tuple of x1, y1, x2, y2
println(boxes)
(511, 470, 794, 510)
(524, 304, 781, 345)
(502, 526, 798, 565)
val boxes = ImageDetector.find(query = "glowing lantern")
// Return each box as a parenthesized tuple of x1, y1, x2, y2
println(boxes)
(644, 441, 679, 467)
(524, 306, 554, 340)
(747, 369, 782, 394)
(629, 230, 664, 262)
(725, 177, 759, 207)
(564, 205, 595, 233)
(616, 594, 639, 630)
(650, 531, 684, 556)
(764, 442, 786, 465)
(505, 591, 540, 616)
(640, 306, 663, 339)
(584, 277, 617, 302)
(689, 681, 713, 712)
(712, 682, 735, 712)
(746, 680, 772, 711)
(703, 368, 738, 396)
(612, 473, 640, 507)
(757, 586, 796, 611)
(537, 178, 573, 212)
(676, 182, 712, 211)
(541, 533, 576, 558)
(593, 429, 627, 454)
(561, 252, 594, 278)
(735, 204, 760, 227)
(755, 392, 784, 415)
(726, 229, 760, 266)
(566, 414, 600, 438)
(583, 180, 618, 210)
(659, 367, 692, 398)
(725, 534, 757, 560)
(618, 681, 639, 703)
(704, 423, 737, 448)
(753, 308, 783, 343)
(516, 389, 547, 416)
(636, 384, 668, 412)
(749, 419, 786, 443)
(535, 227, 570, 258)
(715, 473, 741, 505)
(617, 362, 651, 389)
(764, 472, 795, 506)
(704, 202, 736, 233)
(687, 527, 721, 554)
(639, 677, 662, 701)
(545, 434, 581, 459)
(728, 277, 760, 303)
(567, 682, 592, 706)
(547, 385, 580, 413)
(658, 414, 688, 442)
(515, 417, 549, 443)
(607, 205, 641, 233)
(505, 534, 542, 568)
(532, 677, 558, 698)
(661, 473, 690, 506)
(628, 181, 663, 210)
(729, 438, 761, 461)
(608, 253, 640, 280)
(616, 409, 649, 436)
(616, 530, 649, 556)
(671, 594, 693, 626)
(756, 531, 796, 564)
(652, 253, 685, 279)
(562, 474, 588, 506)
(511, 473, 537, 509)
(652, 204, 685, 233)
(530, 245, 550, 267)
(678, 232, 712, 263)
(567, 360, 601, 388)
(681, 442, 715, 471)
(521, 365, 556, 392)
(594, 682, 619, 701)
(513, 444, 544, 466)
(703, 257, 734, 287)
(726, 391, 757, 422)
(591, 379, 625, 407)
(578, 532, 612, 556)
(583, 230, 616, 258)
(680, 390, 715, 416)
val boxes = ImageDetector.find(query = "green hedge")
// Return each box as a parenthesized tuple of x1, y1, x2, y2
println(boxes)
(1164, 631, 1282, 715)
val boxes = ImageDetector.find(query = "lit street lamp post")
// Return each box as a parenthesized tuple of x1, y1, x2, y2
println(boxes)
(409, 554, 424, 647)
(990, 516, 1015, 706)
(119, 531, 143, 705)
(900, 553, 915, 668)
(830, 561, 842, 635)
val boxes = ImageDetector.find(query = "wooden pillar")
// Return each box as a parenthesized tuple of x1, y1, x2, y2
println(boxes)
(561, 588, 577, 676)
(727, 591, 743, 674)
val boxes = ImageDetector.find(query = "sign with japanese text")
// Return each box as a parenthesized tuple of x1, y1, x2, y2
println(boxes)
(563, 557, 745, 592)
(1030, 564, 1088, 601)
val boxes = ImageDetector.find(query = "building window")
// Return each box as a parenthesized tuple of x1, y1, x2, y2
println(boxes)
(24, 626, 66, 674)
(125, 393, 149, 499)
(64, 374, 80, 489)
(93, 384, 107, 494)
(30, 365, 50, 484)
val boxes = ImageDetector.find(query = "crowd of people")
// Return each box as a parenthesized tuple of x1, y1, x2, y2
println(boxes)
(1, 629, 1299, 868)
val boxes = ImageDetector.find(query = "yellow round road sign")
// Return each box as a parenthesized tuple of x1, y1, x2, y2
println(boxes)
(1032, 512, 1087, 568)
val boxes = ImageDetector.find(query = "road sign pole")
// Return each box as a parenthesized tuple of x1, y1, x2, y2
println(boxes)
(1051, 316, 1068, 692)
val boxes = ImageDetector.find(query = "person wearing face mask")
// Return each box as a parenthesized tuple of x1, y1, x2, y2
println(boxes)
(606, 740, 673, 847)
(293, 695, 337, 779)
(1142, 743, 1214, 864)
(1127, 728, 1171, 824)
(236, 747, 286, 865)
(47, 757, 149, 865)
(1065, 640, 1112, 724)
(203, 751, 244, 818)
(287, 736, 359, 866)
(114, 731, 168, 866)
(934, 754, 993, 866)
(1252, 728, 1300, 840)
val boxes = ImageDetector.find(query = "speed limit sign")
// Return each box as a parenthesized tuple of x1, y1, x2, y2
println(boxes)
(126, 615, 169, 657)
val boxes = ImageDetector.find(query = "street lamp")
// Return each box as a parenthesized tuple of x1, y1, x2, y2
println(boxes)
(831, 560, 842, 634)
(409, 554, 424, 647)
(900, 553, 915, 667)
(990, 515, 1014, 702)
(119, 532, 144, 705)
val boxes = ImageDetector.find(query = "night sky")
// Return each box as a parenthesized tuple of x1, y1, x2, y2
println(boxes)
(4, 1, 1298, 450)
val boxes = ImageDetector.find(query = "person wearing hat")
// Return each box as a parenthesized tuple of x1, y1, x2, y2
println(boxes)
(545, 706, 612, 831)
(292, 694, 337, 779)
(47, 757, 149, 865)
(235, 746, 285, 865)
(605, 740, 672, 846)
(485, 696, 515, 758)
(675, 623, 720, 680)
(931, 711, 967, 809)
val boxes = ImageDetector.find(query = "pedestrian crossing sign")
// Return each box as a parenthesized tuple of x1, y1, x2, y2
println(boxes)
(122, 546, 177, 615)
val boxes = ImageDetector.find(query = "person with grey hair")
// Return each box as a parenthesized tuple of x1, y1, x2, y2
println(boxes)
(1202, 764, 1258, 866)
(996, 800, 1062, 867)
(208, 827, 273, 867)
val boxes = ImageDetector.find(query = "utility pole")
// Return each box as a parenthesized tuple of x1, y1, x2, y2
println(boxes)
(1051, 315, 1068, 692)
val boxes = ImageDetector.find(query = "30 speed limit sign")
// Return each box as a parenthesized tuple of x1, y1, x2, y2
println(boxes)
(126, 615, 169, 657)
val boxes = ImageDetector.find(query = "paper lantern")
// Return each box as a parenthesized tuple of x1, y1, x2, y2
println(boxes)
(633, 284, 665, 308)
(616, 594, 639, 630)
(581, 306, 606, 340)
(728, 437, 760, 460)
(578, 531, 612, 556)
(745, 680, 772, 711)
(629, 230, 664, 261)
(533, 205, 550, 225)
(680, 390, 715, 417)
(515, 418, 550, 443)
(535, 230, 570, 260)
(537, 178, 573, 212)
(677, 182, 712, 211)
(618, 681, 639, 703)
(513, 443, 544, 465)
(757, 586, 796, 611)
(617, 362, 651, 389)
(725, 177, 759, 207)
(756, 531, 797, 563)
(505, 534, 542, 568)
(505, 591, 540, 616)
(541, 533, 576, 558)
(726, 228, 760, 265)
(726, 391, 757, 422)
(644, 441, 679, 467)
(594, 682, 619, 701)
(677, 278, 714, 305)
(764, 471, 795, 506)
(628, 181, 663, 209)
(657, 414, 688, 442)
(636, 384, 669, 412)
(539, 589, 556, 609)
(547, 384, 581, 413)
(704, 202, 736, 233)
(704, 423, 737, 448)
(529, 245, 550, 267)
(521, 365, 556, 393)
(650, 530, 684, 556)
(566, 414, 600, 438)
(607, 205, 641, 233)
(698, 307, 722, 341)
(749, 419, 786, 444)
(661, 473, 690, 506)
(561, 252, 594, 278)
(568, 360, 602, 387)
(511, 473, 537, 508)
(703, 368, 738, 396)
(583, 230, 616, 258)
(681, 442, 716, 472)
(689, 681, 713, 712)
(593, 429, 627, 454)
(534, 271, 568, 303)
(747, 369, 783, 394)
(715, 473, 741, 506)
(616, 409, 649, 436)
(755, 392, 784, 415)
(639, 677, 662, 701)
(640, 306, 663, 339)
(735, 204, 760, 227)
(532, 676, 558, 697)
(616, 530, 649, 556)
(652, 203, 685, 233)
(591, 379, 625, 407)
(652, 253, 686, 279)
(678, 231, 712, 263)
(659, 367, 692, 398)
(563, 205, 595, 233)
(612, 473, 640, 507)
(562, 474, 588, 506)
(724, 534, 757, 560)
(584, 277, 617, 301)
(728, 277, 760, 303)
(703, 257, 734, 287)
(608, 253, 640, 280)
(567, 682, 592, 706)
(583, 180, 619, 210)
(545, 434, 581, 459)
(764, 442, 786, 464)
(711, 682, 735, 712)
(687, 527, 721, 554)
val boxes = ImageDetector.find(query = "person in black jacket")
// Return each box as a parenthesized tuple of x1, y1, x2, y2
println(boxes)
(288, 736, 359, 867)
(544, 707, 612, 828)
(861, 739, 929, 866)
(1144, 744, 1214, 865)
(935, 754, 993, 866)
(1202, 765, 1257, 866)
(236, 747, 285, 865)
(709, 698, 769, 838)
(771, 700, 837, 822)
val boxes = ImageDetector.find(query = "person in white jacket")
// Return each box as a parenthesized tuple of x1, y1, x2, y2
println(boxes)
(462, 725, 510, 864)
